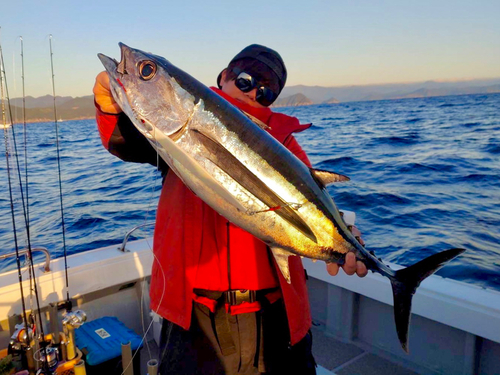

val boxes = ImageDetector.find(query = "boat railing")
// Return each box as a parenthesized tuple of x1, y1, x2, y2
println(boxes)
(0, 247, 51, 273)
(118, 222, 155, 252)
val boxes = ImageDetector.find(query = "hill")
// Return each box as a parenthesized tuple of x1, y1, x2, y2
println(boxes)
(281, 78, 500, 103)
(273, 93, 314, 108)
(9, 95, 74, 109)
(322, 97, 340, 104)
(8, 95, 94, 123)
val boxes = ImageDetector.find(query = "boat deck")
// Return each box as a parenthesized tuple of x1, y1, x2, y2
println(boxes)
(311, 324, 418, 375)
(137, 324, 417, 375)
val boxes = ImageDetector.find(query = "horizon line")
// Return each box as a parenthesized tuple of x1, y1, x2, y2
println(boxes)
(7, 76, 500, 99)
(287, 76, 500, 89)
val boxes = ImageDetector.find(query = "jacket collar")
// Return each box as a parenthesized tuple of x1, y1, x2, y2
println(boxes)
(210, 87, 273, 124)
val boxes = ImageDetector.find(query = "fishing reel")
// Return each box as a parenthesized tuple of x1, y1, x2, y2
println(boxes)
(7, 322, 35, 371)
(34, 346, 59, 374)
(9, 322, 34, 349)
(7, 323, 34, 362)
(62, 309, 87, 329)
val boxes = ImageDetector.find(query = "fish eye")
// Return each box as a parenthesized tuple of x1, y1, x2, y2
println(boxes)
(139, 61, 157, 80)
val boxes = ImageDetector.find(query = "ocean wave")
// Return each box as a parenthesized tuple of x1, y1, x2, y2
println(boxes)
(336, 191, 412, 208)
(371, 134, 420, 146)
(405, 118, 422, 123)
(457, 173, 500, 185)
(316, 156, 373, 172)
(321, 117, 345, 121)
(395, 162, 443, 174)
(484, 144, 500, 154)
(438, 103, 465, 108)
(69, 215, 106, 229)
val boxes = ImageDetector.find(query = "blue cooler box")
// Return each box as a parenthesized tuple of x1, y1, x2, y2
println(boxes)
(75, 316, 143, 373)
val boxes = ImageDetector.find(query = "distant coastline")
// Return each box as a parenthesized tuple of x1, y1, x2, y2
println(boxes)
(275, 77, 500, 108)
(8, 116, 94, 124)
(4, 78, 500, 122)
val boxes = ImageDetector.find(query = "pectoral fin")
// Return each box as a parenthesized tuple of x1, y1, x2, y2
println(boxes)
(193, 129, 317, 242)
(271, 247, 294, 283)
(241, 110, 271, 130)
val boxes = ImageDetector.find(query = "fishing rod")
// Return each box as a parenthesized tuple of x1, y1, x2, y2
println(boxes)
(0, 34, 45, 328)
(48, 36, 89, 372)
(1, 31, 86, 374)
(2, 31, 61, 374)
(0, 28, 31, 350)
(19, 35, 46, 374)
(20, 36, 29, 234)
(19, 35, 36, 336)
(1, 31, 50, 374)
(49, 34, 71, 307)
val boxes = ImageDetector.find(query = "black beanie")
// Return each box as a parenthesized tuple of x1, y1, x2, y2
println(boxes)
(217, 44, 287, 92)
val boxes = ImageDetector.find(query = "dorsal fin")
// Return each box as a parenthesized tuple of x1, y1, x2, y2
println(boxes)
(311, 168, 350, 188)
(241, 110, 271, 130)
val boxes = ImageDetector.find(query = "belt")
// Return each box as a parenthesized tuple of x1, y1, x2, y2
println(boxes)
(226, 289, 256, 305)
(193, 288, 279, 307)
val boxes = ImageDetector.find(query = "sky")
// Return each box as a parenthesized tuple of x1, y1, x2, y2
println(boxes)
(0, 0, 499, 98)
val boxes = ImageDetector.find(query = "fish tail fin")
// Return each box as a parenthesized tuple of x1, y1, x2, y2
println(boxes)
(389, 248, 465, 353)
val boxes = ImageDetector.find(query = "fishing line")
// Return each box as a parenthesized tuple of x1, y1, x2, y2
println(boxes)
(20, 37, 29, 232)
(19, 35, 37, 334)
(121, 246, 165, 375)
(138, 138, 163, 363)
(122, 122, 166, 375)
(139, 164, 160, 361)
(49, 34, 71, 305)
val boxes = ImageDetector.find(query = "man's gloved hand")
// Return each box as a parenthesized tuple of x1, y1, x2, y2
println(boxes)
(93, 71, 122, 114)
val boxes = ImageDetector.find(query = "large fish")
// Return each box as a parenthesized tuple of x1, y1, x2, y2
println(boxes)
(98, 43, 464, 352)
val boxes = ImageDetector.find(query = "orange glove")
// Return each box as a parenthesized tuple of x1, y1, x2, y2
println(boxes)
(93, 71, 122, 114)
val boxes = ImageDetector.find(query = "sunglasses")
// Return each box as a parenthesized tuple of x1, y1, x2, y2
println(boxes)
(232, 68, 278, 106)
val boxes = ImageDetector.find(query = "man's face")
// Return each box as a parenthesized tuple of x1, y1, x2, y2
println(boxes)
(219, 70, 267, 109)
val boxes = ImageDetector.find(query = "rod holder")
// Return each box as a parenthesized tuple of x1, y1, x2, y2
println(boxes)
(121, 341, 134, 375)
(147, 359, 158, 375)
(33, 334, 40, 371)
(60, 332, 68, 361)
(48, 303, 60, 345)
(74, 359, 87, 375)
(25, 346, 35, 375)
(65, 325, 76, 360)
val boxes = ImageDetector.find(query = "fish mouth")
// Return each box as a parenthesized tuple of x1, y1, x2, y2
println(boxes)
(97, 43, 131, 76)
(97, 53, 118, 75)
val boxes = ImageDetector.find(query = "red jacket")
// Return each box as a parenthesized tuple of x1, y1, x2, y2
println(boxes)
(96, 88, 313, 345)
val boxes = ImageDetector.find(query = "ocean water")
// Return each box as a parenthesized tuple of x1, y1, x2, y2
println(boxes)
(1, 93, 499, 290)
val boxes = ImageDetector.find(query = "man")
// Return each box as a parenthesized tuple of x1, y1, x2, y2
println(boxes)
(94, 44, 366, 374)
